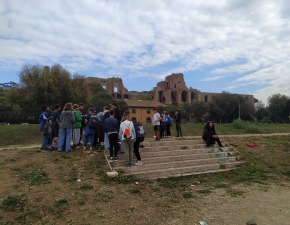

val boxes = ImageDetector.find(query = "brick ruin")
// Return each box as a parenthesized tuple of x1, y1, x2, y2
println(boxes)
(86, 73, 254, 105)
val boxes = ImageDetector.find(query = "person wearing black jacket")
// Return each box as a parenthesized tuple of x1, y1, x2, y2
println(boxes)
(174, 110, 182, 137)
(202, 121, 223, 148)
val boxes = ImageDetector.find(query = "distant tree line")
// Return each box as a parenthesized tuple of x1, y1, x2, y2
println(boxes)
(0, 64, 128, 123)
(1, 64, 289, 124)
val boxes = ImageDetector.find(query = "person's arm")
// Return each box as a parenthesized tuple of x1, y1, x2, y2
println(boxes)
(132, 125, 136, 141)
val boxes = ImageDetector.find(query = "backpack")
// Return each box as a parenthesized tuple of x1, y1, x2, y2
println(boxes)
(43, 121, 51, 136)
(88, 115, 98, 128)
(123, 122, 132, 139)
(135, 124, 145, 138)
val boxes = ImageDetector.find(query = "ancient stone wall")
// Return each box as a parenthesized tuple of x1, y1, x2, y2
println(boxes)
(86, 74, 254, 105)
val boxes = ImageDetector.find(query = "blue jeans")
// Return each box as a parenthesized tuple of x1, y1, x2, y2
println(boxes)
(104, 132, 110, 149)
(41, 134, 49, 149)
(84, 134, 94, 148)
(58, 128, 72, 152)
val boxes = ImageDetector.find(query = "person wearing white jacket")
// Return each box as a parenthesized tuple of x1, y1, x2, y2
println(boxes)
(119, 116, 136, 167)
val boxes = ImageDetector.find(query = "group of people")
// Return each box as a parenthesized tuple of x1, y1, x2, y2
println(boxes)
(38, 102, 146, 167)
(152, 109, 183, 140)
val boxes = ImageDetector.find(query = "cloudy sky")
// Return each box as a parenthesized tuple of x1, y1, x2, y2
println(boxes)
(0, 0, 289, 104)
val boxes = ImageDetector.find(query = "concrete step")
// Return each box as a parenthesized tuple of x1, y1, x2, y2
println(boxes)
(104, 147, 234, 159)
(123, 161, 243, 179)
(141, 139, 207, 147)
(108, 151, 240, 167)
(112, 155, 242, 172)
(139, 144, 228, 152)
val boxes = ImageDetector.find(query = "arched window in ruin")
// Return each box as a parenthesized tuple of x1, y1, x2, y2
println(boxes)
(146, 117, 151, 124)
(171, 91, 177, 103)
(162, 96, 166, 103)
(117, 94, 122, 99)
(245, 97, 249, 100)
(114, 87, 118, 92)
(159, 91, 163, 102)
(181, 91, 188, 103)
(131, 117, 137, 122)
(124, 94, 129, 99)
(205, 95, 208, 103)
(191, 92, 195, 100)
(112, 94, 115, 98)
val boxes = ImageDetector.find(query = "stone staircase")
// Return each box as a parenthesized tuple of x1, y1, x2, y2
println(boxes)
(104, 139, 244, 179)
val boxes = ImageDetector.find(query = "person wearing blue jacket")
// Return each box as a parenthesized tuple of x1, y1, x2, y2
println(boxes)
(164, 113, 172, 137)
(105, 110, 119, 162)
(39, 105, 51, 150)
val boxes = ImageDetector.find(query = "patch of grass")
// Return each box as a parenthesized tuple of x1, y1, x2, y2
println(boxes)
(158, 178, 178, 189)
(196, 189, 211, 194)
(128, 189, 141, 195)
(77, 184, 93, 191)
(23, 171, 50, 185)
(14, 210, 42, 224)
(55, 198, 68, 207)
(182, 191, 194, 198)
(117, 175, 137, 184)
(226, 189, 245, 197)
(0, 195, 27, 211)
(282, 170, 290, 177)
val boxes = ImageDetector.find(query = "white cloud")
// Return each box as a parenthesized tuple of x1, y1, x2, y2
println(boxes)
(0, 0, 289, 102)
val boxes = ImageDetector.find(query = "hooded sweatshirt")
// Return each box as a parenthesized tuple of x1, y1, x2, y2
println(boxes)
(73, 110, 82, 129)
(60, 110, 75, 129)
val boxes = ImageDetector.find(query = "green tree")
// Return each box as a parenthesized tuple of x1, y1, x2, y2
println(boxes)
(191, 100, 209, 122)
(139, 92, 153, 100)
(208, 101, 224, 123)
(91, 92, 115, 113)
(254, 101, 270, 123)
(268, 93, 288, 123)
(0, 88, 22, 120)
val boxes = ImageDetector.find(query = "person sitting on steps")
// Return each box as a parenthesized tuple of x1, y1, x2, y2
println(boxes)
(202, 121, 223, 148)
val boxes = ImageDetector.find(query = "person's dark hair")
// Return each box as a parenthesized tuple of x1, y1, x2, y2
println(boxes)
(89, 104, 95, 109)
(153, 108, 157, 111)
(122, 116, 129, 121)
(79, 103, 84, 107)
(89, 108, 95, 113)
(63, 103, 72, 111)
(79, 108, 83, 112)
(109, 110, 115, 116)
(41, 105, 48, 112)
(73, 104, 79, 109)
(112, 103, 119, 109)
(204, 121, 214, 130)
(54, 104, 61, 110)
(176, 110, 180, 113)
(165, 113, 168, 116)
(123, 110, 130, 116)
(106, 104, 114, 110)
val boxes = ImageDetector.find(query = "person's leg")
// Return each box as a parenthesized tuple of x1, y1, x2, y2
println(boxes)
(112, 133, 119, 158)
(55, 127, 59, 138)
(216, 137, 223, 147)
(134, 139, 141, 161)
(73, 129, 80, 146)
(83, 134, 88, 148)
(176, 122, 180, 137)
(79, 126, 83, 144)
(123, 140, 129, 165)
(205, 136, 211, 147)
(89, 133, 95, 148)
(65, 129, 71, 152)
(104, 132, 110, 149)
(58, 128, 65, 151)
(120, 141, 125, 153)
(128, 139, 134, 164)
(108, 134, 114, 158)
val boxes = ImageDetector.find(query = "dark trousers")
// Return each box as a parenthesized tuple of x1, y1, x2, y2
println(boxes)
(109, 133, 118, 158)
(176, 122, 182, 137)
(166, 125, 171, 136)
(203, 136, 222, 147)
(160, 125, 165, 137)
(48, 127, 59, 145)
(133, 137, 143, 161)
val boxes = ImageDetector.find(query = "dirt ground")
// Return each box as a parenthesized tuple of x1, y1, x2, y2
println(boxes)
(0, 134, 290, 225)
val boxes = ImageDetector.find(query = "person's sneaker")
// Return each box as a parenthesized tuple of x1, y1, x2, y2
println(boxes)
(130, 162, 134, 166)
(83, 147, 86, 150)
(135, 161, 143, 166)
(219, 145, 224, 147)
(89, 147, 93, 151)
(125, 162, 130, 167)
(113, 156, 118, 161)
(109, 157, 114, 162)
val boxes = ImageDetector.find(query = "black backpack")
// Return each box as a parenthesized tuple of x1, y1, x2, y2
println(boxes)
(135, 124, 145, 142)
(88, 115, 98, 128)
